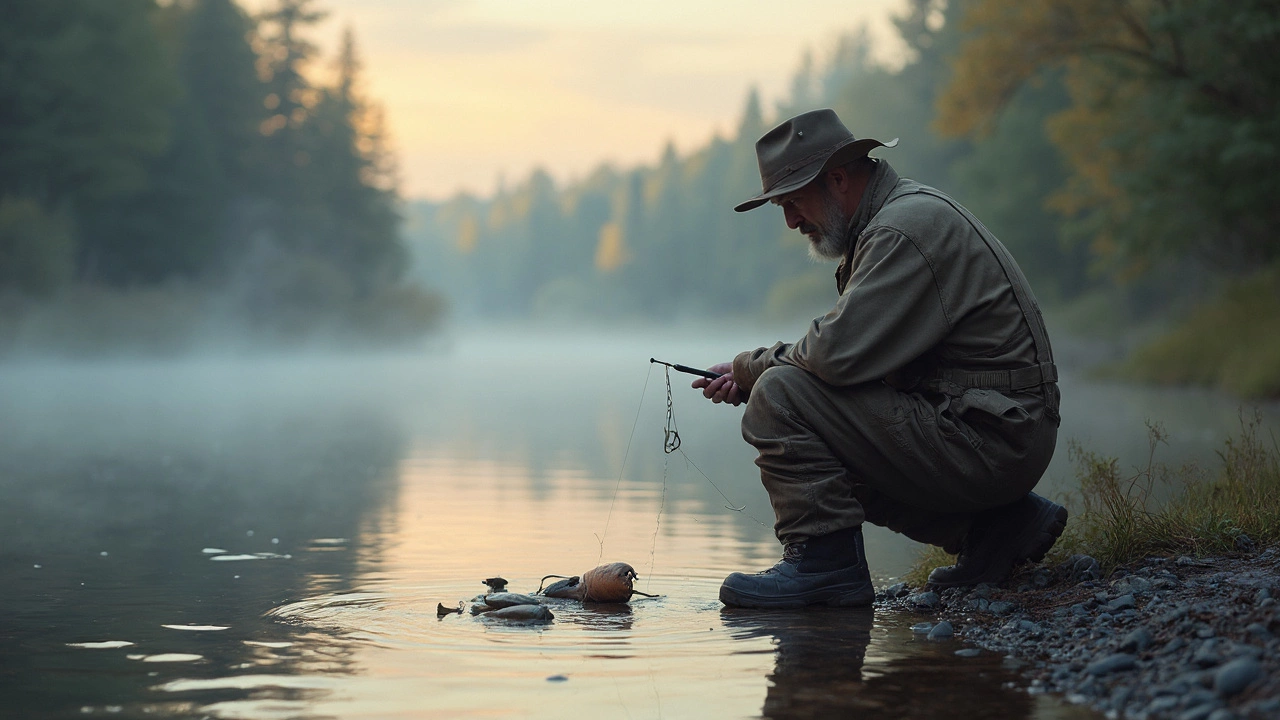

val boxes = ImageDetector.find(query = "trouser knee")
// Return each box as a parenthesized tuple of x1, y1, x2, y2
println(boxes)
(741, 365, 807, 440)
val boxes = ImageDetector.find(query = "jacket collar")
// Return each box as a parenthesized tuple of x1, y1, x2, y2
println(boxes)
(836, 159, 900, 294)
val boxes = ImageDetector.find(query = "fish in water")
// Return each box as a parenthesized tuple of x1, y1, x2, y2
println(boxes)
(481, 605, 553, 624)
(469, 592, 544, 615)
(541, 562, 650, 603)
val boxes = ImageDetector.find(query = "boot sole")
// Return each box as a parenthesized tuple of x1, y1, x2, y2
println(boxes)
(719, 581, 874, 609)
(929, 499, 1069, 589)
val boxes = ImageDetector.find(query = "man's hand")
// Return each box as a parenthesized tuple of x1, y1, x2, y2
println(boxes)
(691, 362, 744, 406)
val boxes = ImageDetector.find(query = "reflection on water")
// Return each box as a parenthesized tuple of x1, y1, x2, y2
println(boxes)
(2, 327, 1270, 718)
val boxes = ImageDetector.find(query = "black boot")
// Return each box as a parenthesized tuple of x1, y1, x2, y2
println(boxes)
(719, 526, 874, 609)
(927, 493, 1068, 588)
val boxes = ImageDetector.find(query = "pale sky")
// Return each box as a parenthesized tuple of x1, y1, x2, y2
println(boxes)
(243, 0, 909, 200)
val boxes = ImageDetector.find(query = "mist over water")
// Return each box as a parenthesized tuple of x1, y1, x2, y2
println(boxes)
(1, 324, 1268, 718)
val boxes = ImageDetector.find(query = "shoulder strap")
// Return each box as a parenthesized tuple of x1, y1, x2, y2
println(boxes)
(894, 186, 1057, 382)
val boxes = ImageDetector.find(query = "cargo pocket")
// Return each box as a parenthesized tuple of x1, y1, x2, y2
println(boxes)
(951, 388, 1033, 452)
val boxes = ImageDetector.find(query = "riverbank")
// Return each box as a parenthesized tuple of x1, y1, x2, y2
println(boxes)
(878, 547, 1280, 719)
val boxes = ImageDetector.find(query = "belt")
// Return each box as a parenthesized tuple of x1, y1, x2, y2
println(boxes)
(934, 362, 1058, 391)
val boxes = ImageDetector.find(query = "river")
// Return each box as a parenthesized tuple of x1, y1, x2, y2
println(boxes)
(2, 326, 1271, 718)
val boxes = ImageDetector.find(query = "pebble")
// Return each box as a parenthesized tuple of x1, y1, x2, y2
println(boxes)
(1085, 653, 1136, 676)
(883, 582, 909, 598)
(927, 621, 954, 640)
(1104, 594, 1136, 612)
(1178, 702, 1223, 720)
(911, 622, 934, 634)
(987, 600, 1014, 615)
(1119, 627, 1154, 652)
(877, 553, 1280, 719)
(907, 591, 940, 610)
(1213, 658, 1261, 697)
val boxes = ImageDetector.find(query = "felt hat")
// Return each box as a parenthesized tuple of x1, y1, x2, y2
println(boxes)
(734, 109, 897, 212)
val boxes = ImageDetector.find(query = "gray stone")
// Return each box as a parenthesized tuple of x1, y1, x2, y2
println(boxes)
(1119, 627, 1154, 652)
(1105, 593, 1136, 612)
(1255, 587, 1272, 604)
(967, 598, 989, 612)
(911, 622, 933, 634)
(954, 648, 982, 658)
(927, 621, 954, 640)
(1185, 688, 1218, 705)
(883, 582, 909, 598)
(1213, 658, 1261, 697)
(1096, 612, 1114, 624)
(1178, 701, 1224, 720)
(1193, 639, 1222, 668)
(1245, 622, 1270, 638)
(1206, 710, 1237, 720)
(908, 591, 940, 610)
(1147, 696, 1180, 713)
(1085, 653, 1137, 675)
(988, 600, 1015, 615)
(1251, 698, 1280, 714)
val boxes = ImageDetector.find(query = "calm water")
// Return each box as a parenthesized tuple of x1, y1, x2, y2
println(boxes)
(2, 327, 1270, 718)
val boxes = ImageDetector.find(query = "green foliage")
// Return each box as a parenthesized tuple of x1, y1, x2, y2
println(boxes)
(1119, 267, 1280, 398)
(0, 0, 439, 351)
(0, 198, 75, 296)
(1053, 415, 1280, 573)
(940, 0, 1280, 275)
(0, 0, 177, 204)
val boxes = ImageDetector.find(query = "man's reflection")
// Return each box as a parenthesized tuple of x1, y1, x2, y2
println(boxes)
(722, 609, 1039, 720)
(723, 608, 874, 718)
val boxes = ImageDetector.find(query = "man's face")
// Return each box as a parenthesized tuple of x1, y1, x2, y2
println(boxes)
(772, 179, 850, 261)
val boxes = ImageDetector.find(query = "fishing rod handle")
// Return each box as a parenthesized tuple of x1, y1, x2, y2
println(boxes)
(672, 363, 723, 380)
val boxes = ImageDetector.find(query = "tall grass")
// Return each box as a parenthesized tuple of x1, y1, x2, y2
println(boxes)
(905, 412, 1280, 585)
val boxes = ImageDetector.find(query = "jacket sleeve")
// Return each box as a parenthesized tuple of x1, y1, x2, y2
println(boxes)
(735, 225, 953, 392)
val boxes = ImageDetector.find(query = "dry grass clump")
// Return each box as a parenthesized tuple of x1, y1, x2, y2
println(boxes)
(905, 411, 1280, 585)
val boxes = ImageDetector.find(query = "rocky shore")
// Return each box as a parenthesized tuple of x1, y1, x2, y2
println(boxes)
(878, 546, 1280, 719)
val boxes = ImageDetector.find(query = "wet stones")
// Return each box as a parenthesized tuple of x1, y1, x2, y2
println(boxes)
(1119, 627, 1154, 653)
(987, 600, 1015, 616)
(875, 548, 1280, 719)
(1213, 658, 1261, 697)
(1104, 593, 1136, 612)
(927, 621, 954, 640)
(907, 591, 940, 610)
(1085, 653, 1136, 676)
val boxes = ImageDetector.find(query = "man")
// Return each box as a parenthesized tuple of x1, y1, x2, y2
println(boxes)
(694, 109, 1066, 609)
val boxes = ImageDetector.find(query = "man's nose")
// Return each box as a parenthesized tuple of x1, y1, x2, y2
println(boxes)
(782, 204, 803, 229)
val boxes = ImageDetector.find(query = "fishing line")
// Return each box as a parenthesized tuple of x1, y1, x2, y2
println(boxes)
(596, 363, 654, 562)
(661, 365, 769, 527)
(600, 361, 771, 571)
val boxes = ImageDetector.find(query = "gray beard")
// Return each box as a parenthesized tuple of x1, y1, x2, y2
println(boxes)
(806, 196, 851, 261)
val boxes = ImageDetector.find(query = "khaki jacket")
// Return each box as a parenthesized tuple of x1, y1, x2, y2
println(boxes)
(734, 160, 1057, 414)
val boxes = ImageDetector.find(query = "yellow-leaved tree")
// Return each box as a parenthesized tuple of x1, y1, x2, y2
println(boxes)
(937, 0, 1280, 275)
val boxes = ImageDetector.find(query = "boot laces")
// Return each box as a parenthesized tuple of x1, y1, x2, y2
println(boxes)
(782, 543, 805, 565)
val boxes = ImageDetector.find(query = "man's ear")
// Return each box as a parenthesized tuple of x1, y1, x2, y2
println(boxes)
(826, 167, 850, 194)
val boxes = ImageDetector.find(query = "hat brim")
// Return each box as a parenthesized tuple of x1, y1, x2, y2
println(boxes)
(733, 137, 898, 212)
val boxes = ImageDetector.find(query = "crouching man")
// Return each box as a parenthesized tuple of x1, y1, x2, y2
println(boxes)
(697, 109, 1066, 609)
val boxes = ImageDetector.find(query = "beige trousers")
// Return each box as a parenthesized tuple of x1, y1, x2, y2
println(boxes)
(740, 365, 1058, 549)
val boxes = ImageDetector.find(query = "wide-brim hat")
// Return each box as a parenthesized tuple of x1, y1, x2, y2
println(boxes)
(734, 108, 897, 212)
